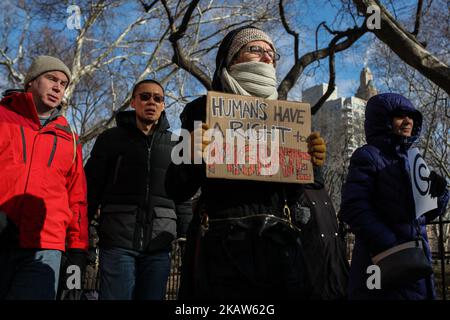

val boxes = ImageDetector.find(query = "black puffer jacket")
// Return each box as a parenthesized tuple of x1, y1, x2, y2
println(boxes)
(168, 26, 330, 299)
(85, 111, 192, 252)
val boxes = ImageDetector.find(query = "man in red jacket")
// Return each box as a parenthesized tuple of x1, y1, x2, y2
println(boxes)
(0, 55, 88, 299)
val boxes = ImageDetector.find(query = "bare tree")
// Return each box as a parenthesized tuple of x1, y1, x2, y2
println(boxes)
(352, 0, 450, 95)
(1, 0, 448, 155)
(0, 1, 177, 148)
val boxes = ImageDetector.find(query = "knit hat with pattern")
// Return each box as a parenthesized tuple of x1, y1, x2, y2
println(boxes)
(225, 28, 275, 66)
(212, 26, 275, 91)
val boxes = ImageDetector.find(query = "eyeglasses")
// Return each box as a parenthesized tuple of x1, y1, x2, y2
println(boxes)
(137, 92, 164, 103)
(243, 45, 280, 61)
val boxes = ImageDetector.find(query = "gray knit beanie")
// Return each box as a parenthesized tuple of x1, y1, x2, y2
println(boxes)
(24, 55, 71, 88)
(225, 28, 275, 66)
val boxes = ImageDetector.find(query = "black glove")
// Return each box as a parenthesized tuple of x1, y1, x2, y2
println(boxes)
(428, 171, 447, 198)
(59, 249, 88, 291)
(67, 249, 88, 271)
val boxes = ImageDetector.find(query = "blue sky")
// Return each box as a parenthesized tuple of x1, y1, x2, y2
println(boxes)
(0, 1, 421, 104)
(288, 0, 376, 99)
(286, 0, 426, 99)
(0, 0, 379, 135)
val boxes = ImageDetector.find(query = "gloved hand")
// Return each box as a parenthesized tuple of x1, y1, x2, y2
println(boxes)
(59, 249, 88, 291)
(307, 132, 326, 167)
(190, 122, 211, 163)
(84, 248, 99, 291)
(428, 171, 448, 198)
(88, 224, 99, 248)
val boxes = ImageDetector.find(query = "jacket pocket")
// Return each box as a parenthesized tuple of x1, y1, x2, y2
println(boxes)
(99, 204, 138, 247)
(101, 204, 138, 214)
(43, 130, 74, 172)
(151, 207, 177, 239)
(20, 126, 27, 163)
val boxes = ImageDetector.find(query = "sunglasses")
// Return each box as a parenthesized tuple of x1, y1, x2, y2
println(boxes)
(137, 92, 164, 103)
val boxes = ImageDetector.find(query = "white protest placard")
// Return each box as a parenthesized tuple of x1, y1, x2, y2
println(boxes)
(408, 147, 437, 218)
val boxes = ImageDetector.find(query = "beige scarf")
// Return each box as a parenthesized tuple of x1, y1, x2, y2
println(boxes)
(221, 61, 278, 100)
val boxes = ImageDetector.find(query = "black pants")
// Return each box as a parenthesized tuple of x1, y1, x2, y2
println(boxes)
(178, 215, 311, 300)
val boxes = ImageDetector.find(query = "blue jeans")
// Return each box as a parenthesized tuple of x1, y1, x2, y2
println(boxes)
(99, 247, 171, 300)
(0, 248, 62, 300)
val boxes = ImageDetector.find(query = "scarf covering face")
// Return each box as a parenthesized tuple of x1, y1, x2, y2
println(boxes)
(221, 61, 278, 100)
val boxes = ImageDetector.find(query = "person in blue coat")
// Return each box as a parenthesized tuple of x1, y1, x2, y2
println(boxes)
(339, 93, 449, 300)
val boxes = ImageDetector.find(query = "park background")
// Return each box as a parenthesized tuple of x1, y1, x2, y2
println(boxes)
(0, 0, 448, 299)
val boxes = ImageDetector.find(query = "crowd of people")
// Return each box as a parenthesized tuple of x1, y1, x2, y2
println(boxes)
(0, 26, 448, 300)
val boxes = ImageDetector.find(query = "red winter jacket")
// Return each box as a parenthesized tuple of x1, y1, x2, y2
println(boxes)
(0, 91, 88, 251)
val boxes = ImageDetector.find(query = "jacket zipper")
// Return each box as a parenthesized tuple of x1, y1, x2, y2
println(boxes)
(402, 154, 420, 239)
(139, 131, 157, 250)
(47, 135, 58, 167)
(112, 154, 123, 184)
(20, 126, 27, 163)
(16, 126, 31, 228)
(23, 134, 39, 193)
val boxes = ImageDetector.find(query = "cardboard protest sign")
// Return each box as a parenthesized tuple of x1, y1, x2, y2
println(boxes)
(205, 91, 313, 184)
(408, 147, 437, 218)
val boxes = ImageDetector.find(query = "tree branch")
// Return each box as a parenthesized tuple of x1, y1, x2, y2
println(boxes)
(0, 49, 24, 84)
(311, 44, 336, 114)
(79, 65, 177, 144)
(279, 0, 299, 60)
(277, 23, 368, 101)
(161, 0, 212, 90)
(68, 1, 107, 99)
(170, 0, 201, 41)
(352, 0, 450, 95)
(79, 25, 173, 143)
(139, 0, 159, 12)
(412, 0, 423, 37)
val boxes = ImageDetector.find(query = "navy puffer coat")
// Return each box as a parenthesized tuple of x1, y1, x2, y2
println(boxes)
(340, 93, 449, 300)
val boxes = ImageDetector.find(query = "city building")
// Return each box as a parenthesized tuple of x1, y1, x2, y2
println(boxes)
(302, 67, 378, 210)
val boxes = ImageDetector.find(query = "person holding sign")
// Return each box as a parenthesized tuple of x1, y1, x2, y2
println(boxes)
(168, 26, 327, 300)
(339, 93, 449, 300)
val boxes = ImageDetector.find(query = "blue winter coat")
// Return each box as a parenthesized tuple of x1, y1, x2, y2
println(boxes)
(340, 93, 449, 300)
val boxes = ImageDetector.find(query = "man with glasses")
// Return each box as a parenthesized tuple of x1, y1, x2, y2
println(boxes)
(84, 79, 192, 300)
(168, 26, 327, 300)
